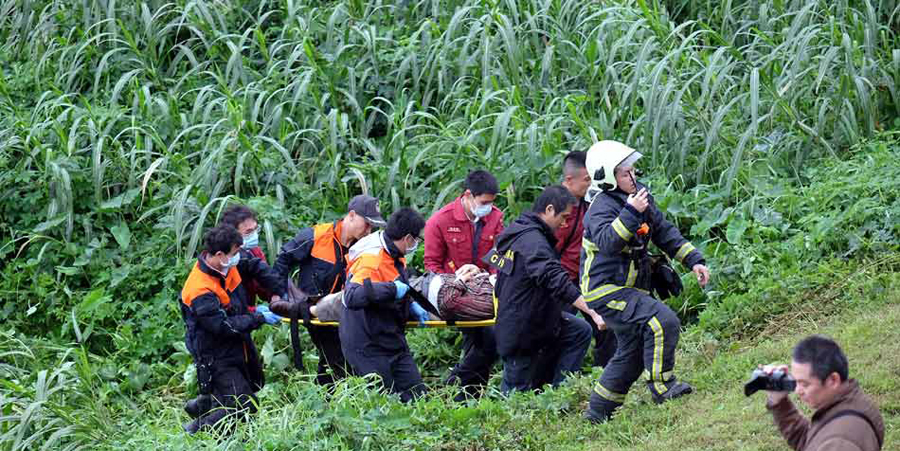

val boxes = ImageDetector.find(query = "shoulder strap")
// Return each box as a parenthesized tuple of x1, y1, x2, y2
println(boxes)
(819, 410, 882, 448)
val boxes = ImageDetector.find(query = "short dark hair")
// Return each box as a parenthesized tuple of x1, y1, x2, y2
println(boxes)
(792, 335, 849, 383)
(563, 151, 587, 176)
(385, 207, 426, 241)
(203, 224, 243, 255)
(464, 170, 499, 197)
(220, 205, 257, 229)
(532, 185, 576, 215)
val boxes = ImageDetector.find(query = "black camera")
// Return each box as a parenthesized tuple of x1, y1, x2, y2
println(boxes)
(744, 369, 797, 396)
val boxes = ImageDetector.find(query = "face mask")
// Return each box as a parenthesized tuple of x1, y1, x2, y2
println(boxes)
(473, 202, 492, 218)
(222, 252, 240, 271)
(405, 237, 420, 256)
(242, 231, 259, 249)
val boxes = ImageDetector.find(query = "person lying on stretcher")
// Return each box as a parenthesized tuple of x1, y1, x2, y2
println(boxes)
(269, 264, 495, 323)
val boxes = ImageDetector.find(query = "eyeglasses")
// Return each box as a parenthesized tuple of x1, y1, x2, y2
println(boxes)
(241, 226, 261, 237)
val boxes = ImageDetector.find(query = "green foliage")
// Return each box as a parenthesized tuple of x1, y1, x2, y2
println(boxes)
(0, 0, 899, 449)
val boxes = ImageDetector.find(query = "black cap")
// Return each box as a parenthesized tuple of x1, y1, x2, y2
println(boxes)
(348, 195, 386, 227)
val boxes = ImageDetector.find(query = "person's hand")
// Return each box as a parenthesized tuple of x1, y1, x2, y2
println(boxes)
(455, 264, 481, 282)
(692, 264, 710, 288)
(409, 301, 429, 327)
(270, 294, 282, 303)
(626, 188, 649, 213)
(256, 305, 283, 325)
(759, 364, 791, 405)
(394, 280, 409, 299)
(590, 311, 607, 331)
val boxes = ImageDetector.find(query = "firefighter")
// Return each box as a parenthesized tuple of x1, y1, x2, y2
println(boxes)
(273, 195, 385, 385)
(580, 140, 711, 423)
(555, 150, 617, 368)
(180, 224, 285, 434)
(339, 208, 430, 402)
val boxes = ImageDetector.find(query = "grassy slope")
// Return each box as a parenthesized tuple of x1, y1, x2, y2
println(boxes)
(109, 257, 900, 450)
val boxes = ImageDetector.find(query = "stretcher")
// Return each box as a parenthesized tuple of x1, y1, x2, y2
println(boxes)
(280, 317, 496, 328)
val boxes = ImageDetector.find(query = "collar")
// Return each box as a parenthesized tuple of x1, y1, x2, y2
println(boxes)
(451, 196, 475, 223)
(523, 211, 558, 246)
(813, 380, 859, 419)
(198, 252, 229, 279)
(381, 232, 405, 259)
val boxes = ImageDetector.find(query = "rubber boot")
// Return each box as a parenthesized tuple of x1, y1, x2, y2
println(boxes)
(649, 378, 693, 404)
(584, 392, 621, 424)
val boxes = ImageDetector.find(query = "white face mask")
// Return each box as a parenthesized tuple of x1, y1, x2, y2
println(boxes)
(405, 237, 420, 256)
(242, 231, 259, 249)
(468, 195, 492, 219)
(221, 251, 240, 271)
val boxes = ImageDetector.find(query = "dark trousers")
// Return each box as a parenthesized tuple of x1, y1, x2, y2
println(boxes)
(500, 312, 592, 394)
(308, 325, 350, 385)
(588, 288, 681, 404)
(346, 347, 426, 402)
(446, 326, 499, 397)
(190, 361, 259, 433)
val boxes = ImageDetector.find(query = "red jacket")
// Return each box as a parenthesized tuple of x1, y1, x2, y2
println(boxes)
(245, 246, 273, 305)
(424, 196, 504, 274)
(554, 199, 588, 282)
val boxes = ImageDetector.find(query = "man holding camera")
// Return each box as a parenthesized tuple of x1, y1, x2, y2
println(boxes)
(759, 335, 884, 451)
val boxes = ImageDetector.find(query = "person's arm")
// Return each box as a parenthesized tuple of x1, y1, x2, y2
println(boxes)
(273, 228, 314, 288)
(584, 196, 642, 255)
(343, 259, 400, 310)
(767, 396, 810, 451)
(523, 241, 606, 330)
(191, 293, 265, 336)
(647, 196, 709, 286)
(238, 249, 286, 297)
(423, 216, 447, 273)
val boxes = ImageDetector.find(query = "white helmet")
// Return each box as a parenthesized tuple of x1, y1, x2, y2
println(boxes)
(584, 140, 643, 201)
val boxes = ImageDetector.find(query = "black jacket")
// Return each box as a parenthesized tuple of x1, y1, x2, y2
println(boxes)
(580, 184, 704, 305)
(339, 232, 411, 354)
(274, 221, 349, 299)
(493, 212, 582, 357)
(180, 250, 283, 364)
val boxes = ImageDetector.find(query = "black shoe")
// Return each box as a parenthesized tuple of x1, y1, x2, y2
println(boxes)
(650, 381, 693, 404)
(184, 395, 213, 419)
(183, 418, 200, 435)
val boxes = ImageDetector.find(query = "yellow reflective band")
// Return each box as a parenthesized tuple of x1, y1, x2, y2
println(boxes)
(580, 238, 597, 295)
(648, 316, 667, 394)
(611, 217, 633, 241)
(606, 300, 626, 311)
(584, 284, 624, 303)
(675, 242, 696, 263)
(593, 383, 626, 403)
(625, 260, 637, 287)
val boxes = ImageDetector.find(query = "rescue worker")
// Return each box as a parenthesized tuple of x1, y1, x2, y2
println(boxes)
(220, 204, 272, 305)
(273, 194, 385, 385)
(423, 170, 504, 399)
(580, 140, 711, 423)
(180, 224, 285, 434)
(339, 208, 430, 402)
(493, 185, 603, 393)
(555, 150, 617, 368)
(762, 335, 884, 451)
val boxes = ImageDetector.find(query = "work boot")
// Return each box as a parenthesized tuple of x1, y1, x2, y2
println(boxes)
(649, 379, 693, 404)
(184, 394, 213, 419)
(584, 392, 621, 424)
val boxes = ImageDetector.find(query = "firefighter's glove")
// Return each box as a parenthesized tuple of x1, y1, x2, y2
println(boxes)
(393, 280, 410, 299)
(409, 301, 429, 327)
